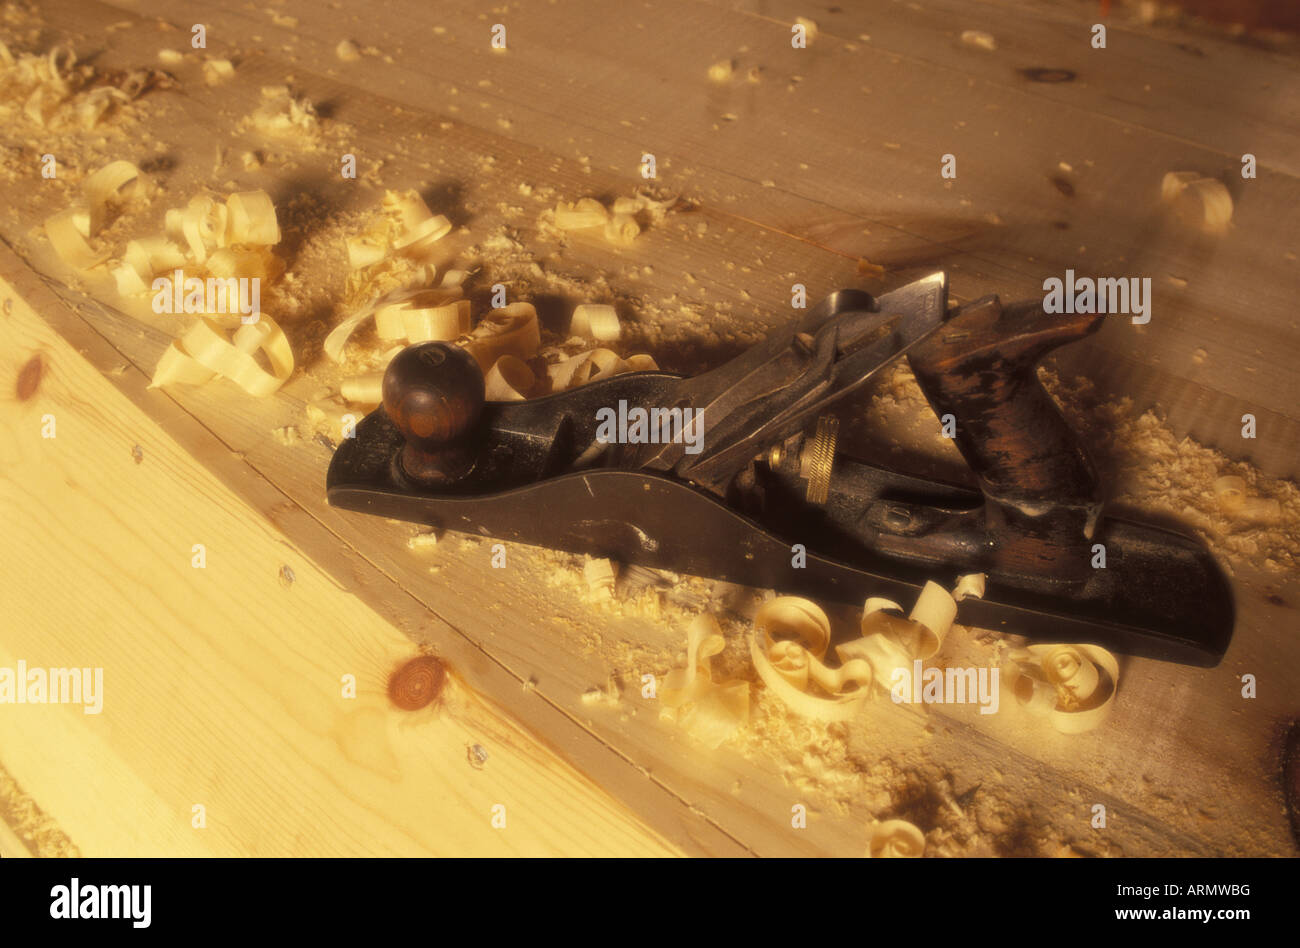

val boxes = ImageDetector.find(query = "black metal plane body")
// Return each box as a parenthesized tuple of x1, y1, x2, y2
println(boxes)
(326, 369, 1233, 667)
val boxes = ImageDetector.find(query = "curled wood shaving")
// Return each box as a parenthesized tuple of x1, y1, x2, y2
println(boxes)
(473, 300, 656, 400)
(546, 348, 627, 390)
(45, 208, 107, 270)
(337, 191, 458, 339)
(624, 354, 660, 372)
(340, 374, 383, 405)
(45, 161, 153, 271)
(1212, 475, 1280, 524)
(1214, 475, 1247, 512)
(676, 577, 989, 728)
(329, 192, 461, 377)
(109, 187, 282, 300)
(74, 86, 130, 130)
(529, 300, 656, 395)
(865, 819, 925, 857)
(604, 213, 640, 246)
(757, 596, 832, 657)
(484, 354, 535, 401)
(3, 43, 81, 126)
(346, 235, 387, 270)
(149, 313, 294, 397)
(832, 577, 977, 707)
(383, 190, 453, 256)
(377, 290, 469, 342)
(334, 292, 549, 406)
(953, 572, 986, 601)
(226, 191, 282, 245)
(76, 180, 293, 397)
(111, 237, 186, 294)
(660, 615, 750, 748)
(1002, 644, 1119, 734)
(544, 348, 659, 392)
(835, 581, 961, 690)
(570, 303, 621, 341)
(750, 597, 874, 722)
(178, 195, 228, 264)
(553, 197, 608, 230)
(84, 160, 151, 232)
(325, 285, 468, 363)
(460, 302, 542, 371)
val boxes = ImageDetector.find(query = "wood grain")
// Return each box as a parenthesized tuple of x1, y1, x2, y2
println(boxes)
(0, 275, 679, 857)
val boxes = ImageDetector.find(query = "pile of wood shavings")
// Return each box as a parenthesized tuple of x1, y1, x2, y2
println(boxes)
(1042, 369, 1300, 573)
(520, 546, 1138, 856)
(859, 359, 1298, 574)
(737, 698, 1117, 857)
(0, 38, 164, 133)
(0, 23, 168, 185)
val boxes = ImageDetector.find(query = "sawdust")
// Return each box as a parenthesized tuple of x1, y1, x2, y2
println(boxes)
(0, 14, 171, 187)
(519, 538, 1149, 854)
(1043, 369, 1300, 573)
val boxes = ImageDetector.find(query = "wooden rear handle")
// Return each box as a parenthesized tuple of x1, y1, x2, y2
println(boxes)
(907, 295, 1104, 519)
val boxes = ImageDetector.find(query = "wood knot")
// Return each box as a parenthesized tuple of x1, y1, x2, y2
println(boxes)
(16, 353, 45, 401)
(388, 655, 446, 711)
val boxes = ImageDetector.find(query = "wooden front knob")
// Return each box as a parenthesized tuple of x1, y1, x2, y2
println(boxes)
(382, 342, 484, 484)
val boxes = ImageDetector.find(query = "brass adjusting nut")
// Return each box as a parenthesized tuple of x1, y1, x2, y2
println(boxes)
(800, 414, 839, 505)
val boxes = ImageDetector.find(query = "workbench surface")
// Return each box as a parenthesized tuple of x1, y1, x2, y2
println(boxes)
(1, 0, 1297, 857)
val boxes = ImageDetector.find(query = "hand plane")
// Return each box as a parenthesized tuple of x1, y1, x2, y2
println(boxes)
(326, 271, 1234, 666)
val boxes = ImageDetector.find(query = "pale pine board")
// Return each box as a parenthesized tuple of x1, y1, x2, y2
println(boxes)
(0, 280, 678, 857)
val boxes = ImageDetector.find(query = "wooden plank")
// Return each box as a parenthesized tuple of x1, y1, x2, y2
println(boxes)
(0, 264, 684, 857)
